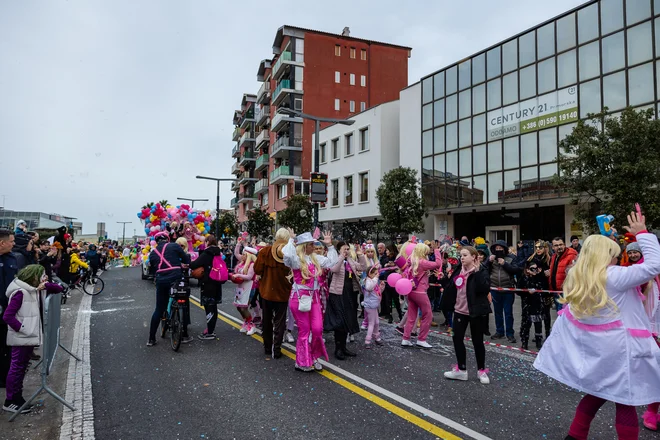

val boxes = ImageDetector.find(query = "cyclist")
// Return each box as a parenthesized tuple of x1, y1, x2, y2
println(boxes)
(147, 231, 190, 347)
(86, 244, 101, 277)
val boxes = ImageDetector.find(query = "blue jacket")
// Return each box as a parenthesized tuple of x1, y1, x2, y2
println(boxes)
(0, 252, 19, 312)
(149, 242, 190, 285)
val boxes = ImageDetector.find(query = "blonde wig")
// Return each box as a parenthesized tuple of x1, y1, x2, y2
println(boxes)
(294, 243, 321, 282)
(242, 251, 257, 274)
(410, 243, 431, 276)
(562, 235, 620, 319)
(396, 241, 413, 260)
(175, 237, 189, 252)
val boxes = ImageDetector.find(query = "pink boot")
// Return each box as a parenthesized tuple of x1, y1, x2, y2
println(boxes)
(642, 411, 657, 430)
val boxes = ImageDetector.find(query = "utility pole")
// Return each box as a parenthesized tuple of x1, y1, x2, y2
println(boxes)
(177, 197, 209, 209)
(195, 176, 234, 238)
(117, 221, 131, 245)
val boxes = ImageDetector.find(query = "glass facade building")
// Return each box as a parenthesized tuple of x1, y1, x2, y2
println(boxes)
(421, 0, 660, 220)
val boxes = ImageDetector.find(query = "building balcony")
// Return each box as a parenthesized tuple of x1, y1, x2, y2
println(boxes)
(271, 135, 303, 159)
(255, 153, 270, 171)
(232, 144, 240, 158)
(238, 190, 257, 203)
(257, 82, 271, 105)
(270, 165, 301, 185)
(239, 110, 256, 130)
(238, 130, 255, 148)
(254, 178, 269, 194)
(231, 179, 240, 192)
(238, 171, 259, 185)
(232, 126, 241, 141)
(255, 129, 270, 149)
(230, 197, 238, 208)
(231, 162, 242, 175)
(271, 110, 303, 132)
(256, 105, 270, 127)
(272, 51, 304, 81)
(239, 150, 255, 167)
(272, 79, 304, 106)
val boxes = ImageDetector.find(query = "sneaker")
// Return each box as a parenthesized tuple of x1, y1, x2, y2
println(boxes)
(478, 369, 491, 384)
(285, 332, 295, 343)
(444, 365, 468, 381)
(387, 316, 394, 324)
(246, 324, 257, 336)
(506, 336, 517, 344)
(491, 333, 504, 340)
(394, 326, 404, 336)
(349, 335, 355, 342)
(401, 339, 414, 347)
(146, 339, 157, 347)
(313, 360, 323, 371)
(375, 339, 384, 346)
(360, 323, 368, 330)
(197, 333, 216, 340)
(181, 336, 194, 344)
(416, 340, 433, 349)
(3, 399, 32, 414)
(431, 321, 438, 327)
(239, 322, 248, 333)
(365, 341, 372, 349)
(30, 352, 41, 361)
(294, 363, 313, 372)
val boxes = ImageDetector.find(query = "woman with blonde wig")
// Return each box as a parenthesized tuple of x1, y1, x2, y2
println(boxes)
(534, 211, 660, 440)
(283, 229, 337, 372)
(401, 242, 442, 349)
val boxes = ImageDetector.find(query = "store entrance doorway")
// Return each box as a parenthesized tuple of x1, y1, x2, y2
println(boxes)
(485, 225, 519, 247)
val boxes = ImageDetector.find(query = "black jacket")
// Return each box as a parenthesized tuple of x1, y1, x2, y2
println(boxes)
(190, 246, 223, 299)
(0, 252, 19, 311)
(39, 253, 57, 281)
(440, 264, 491, 318)
(149, 241, 190, 285)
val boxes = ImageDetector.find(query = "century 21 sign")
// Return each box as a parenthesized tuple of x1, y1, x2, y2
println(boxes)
(310, 173, 328, 203)
(487, 86, 578, 141)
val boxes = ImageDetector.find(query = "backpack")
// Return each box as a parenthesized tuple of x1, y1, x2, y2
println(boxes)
(209, 254, 228, 282)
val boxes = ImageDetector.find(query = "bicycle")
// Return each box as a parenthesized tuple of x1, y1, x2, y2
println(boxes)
(159, 280, 189, 352)
(59, 269, 105, 304)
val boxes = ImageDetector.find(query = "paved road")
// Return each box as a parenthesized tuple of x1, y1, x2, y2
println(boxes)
(88, 268, 656, 440)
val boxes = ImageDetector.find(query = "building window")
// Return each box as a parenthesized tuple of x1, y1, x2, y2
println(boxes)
(278, 184, 287, 199)
(335, 71, 340, 83)
(331, 180, 339, 206)
(359, 128, 369, 151)
(334, 99, 340, 111)
(320, 143, 327, 163)
(335, 45, 341, 56)
(350, 73, 355, 85)
(350, 101, 355, 112)
(344, 176, 353, 204)
(361, 49, 367, 60)
(360, 102, 366, 111)
(345, 133, 353, 155)
(360, 75, 366, 87)
(359, 172, 369, 202)
(262, 193, 269, 207)
(294, 181, 310, 195)
(331, 138, 339, 160)
(350, 47, 356, 59)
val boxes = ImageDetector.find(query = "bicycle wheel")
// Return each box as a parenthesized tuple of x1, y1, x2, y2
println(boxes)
(83, 275, 105, 296)
(170, 306, 182, 352)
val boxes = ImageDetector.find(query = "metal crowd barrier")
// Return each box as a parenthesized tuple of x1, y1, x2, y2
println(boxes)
(9, 292, 81, 422)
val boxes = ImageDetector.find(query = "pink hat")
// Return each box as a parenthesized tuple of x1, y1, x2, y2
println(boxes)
(243, 246, 258, 255)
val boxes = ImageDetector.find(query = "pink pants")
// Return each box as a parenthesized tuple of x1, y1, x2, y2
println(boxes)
(365, 308, 380, 343)
(289, 294, 328, 368)
(403, 291, 432, 342)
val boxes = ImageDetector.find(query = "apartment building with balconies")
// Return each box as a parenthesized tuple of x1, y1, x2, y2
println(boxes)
(232, 25, 411, 225)
(231, 93, 258, 222)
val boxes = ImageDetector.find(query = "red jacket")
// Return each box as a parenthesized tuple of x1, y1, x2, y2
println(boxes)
(548, 247, 578, 291)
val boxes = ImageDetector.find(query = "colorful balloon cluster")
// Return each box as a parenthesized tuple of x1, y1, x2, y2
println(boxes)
(136, 202, 214, 250)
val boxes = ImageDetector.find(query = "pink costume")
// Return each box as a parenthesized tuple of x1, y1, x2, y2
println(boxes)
(403, 249, 443, 343)
(283, 238, 338, 369)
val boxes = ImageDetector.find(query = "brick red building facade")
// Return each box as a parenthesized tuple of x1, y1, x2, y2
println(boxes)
(231, 25, 411, 224)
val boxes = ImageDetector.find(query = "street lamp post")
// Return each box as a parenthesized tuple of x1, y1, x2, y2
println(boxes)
(117, 221, 131, 245)
(195, 176, 234, 238)
(177, 197, 209, 209)
(278, 108, 355, 229)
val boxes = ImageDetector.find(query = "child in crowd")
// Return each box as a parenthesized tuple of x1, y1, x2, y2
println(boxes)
(517, 261, 545, 350)
(3, 265, 63, 413)
(362, 265, 383, 348)
(232, 246, 258, 336)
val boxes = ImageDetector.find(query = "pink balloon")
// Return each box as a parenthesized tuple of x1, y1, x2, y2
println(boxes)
(395, 278, 413, 296)
(387, 273, 402, 288)
(405, 245, 414, 256)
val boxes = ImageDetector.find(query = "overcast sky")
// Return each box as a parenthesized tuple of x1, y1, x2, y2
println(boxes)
(0, 0, 585, 239)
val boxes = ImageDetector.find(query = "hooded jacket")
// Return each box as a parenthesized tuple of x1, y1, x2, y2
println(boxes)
(86, 246, 101, 267)
(486, 240, 521, 289)
(69, 252, 89, 273)
(4, 279, 45, 346)
(190, 245, 223, 299)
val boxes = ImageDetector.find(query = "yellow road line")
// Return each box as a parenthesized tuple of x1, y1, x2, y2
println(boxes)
(188, 297, 462, 440)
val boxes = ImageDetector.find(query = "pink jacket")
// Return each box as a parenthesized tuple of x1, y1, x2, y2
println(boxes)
(328, 254, 367, 295)
(410, 249, 443, 294)
(233, 262, 255, 281)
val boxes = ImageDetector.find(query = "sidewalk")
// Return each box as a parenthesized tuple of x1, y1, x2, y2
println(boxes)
(0, 290, 83, 439)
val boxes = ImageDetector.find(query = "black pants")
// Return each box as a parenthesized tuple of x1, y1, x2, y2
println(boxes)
(334, 329, 348, 352)
(452, 312, 487, 370)
(520, 300, 542, 344)
(204, 304, 218, 334)
(0, 322, 9, 386)
(262, 299, 288, 357)
(149, 283, 171, 341)
(542, 304, 552, 338)
(382, 285, 403, 320)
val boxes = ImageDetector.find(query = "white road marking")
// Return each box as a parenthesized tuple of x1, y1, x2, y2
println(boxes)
(60, 292, 95, 440)
(190, 295, 494, 440)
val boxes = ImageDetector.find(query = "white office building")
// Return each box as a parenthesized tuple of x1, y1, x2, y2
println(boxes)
(316, 100, 401, 234)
